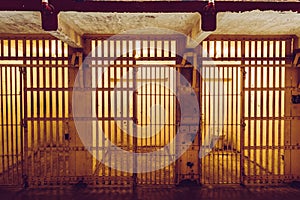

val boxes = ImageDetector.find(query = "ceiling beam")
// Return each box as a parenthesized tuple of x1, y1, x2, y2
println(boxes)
(0, 1, 299, 13)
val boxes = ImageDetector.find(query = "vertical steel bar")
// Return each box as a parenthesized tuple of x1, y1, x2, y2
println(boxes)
(247, 40, 251, 182)
(107, 40, 112, 180)
(260, 40, 264, 182)
(0, 39, 3, 57)
(240, 39, 246, 185)
(100, 40, 105, 179)
(236, 59, 240, 183)
(15, 39, 19, 184)
(5, 50, 9, 184)
(159, 40, 164, 184)
(231, 60, 238, 183)
(148, 42, 153, 184)
(22, 38, 28, 187)
(213, 40, 220, 183)
(253, 40, 258, 182)
(56, 41, 60, 179)
(36, 39, 42, 181)
(266, 40, 270, 181)
(10, 64, 14, 184)
(19, 46, 24, 185)
(127, 40, 131, 184)
(0, 65, 5, 184)
(222, 41, 228, 184)
(113, 40, 118, 183)
(272, 40, 276, 179)
(168, 62, 172, 185)
(132, 55, 138, 190)
(206, 40, 211, 183)
(154, 56, 157, 185)
(198, 43, 203, 185)
(278, 40, 282, 178)
(163, 43, 167, 184)
(61, 40, 67, 179)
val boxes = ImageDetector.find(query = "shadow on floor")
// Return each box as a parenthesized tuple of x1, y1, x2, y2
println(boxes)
(1, 185, 300, 200)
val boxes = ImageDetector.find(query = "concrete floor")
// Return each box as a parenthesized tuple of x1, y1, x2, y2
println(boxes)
(1, 185, 300, 200)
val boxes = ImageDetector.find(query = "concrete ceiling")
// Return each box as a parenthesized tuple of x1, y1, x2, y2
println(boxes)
(59, 12, 199, 35)
(0, 10, 299, 47)
(0, 10, 299, 35)
(216, 10, 300, 36)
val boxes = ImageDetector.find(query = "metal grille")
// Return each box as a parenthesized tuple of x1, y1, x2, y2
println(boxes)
(0, 37, 69, 186)
(0, 64, 23, 186)
(243, 39, 288, 184)
(200, 36, 293, 184)
(88, 36, 179, 186)
(0, 35, 296, 188)
(22, 38, 69, 187)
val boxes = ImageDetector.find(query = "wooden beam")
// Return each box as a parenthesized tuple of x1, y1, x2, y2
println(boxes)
(48, 15, 83, 48)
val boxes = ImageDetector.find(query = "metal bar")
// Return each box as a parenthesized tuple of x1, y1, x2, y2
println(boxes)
(94, 40, 99, 178)
(15, 42, 20, 185)
(278, 40, 283, 177)
(132, 58, 137, 190)
(126, 42, 130, 183)
(101, 40, 105, 179)
(0, 66, 5, 184)
(28, 42, 33, 185)
(113, 41, 118, 183)
(265, 40, 270, 180)
(107, 43, 112, 180)
(253, 41, 258, 182)
(169, 62, 173, 184)
(36, 39, 42, 181)
(9, 65, 14, 184)
(247, 40, 251, 183)
(21, 38, 26, 187)
(4, 64, 10, 184)
(240, 39, 245, 185)
(235, 59, 239, 183)
(55, 41, 60, 178)
(259, 41, 264, 181)
(154, 63, 157, 185)
(42, 41, 48, 182)
(223, 42, 228, 184)
(230, 58, 233, 183)
(271, 40, 276, 178)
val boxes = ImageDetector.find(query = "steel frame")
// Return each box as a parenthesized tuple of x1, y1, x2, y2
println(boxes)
(0, 34, 298, 188)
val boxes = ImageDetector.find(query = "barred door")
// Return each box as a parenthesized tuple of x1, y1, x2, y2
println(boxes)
(86, 36, 179, 186)
(0, 64, 24, 186)
(199, 36, 293, 185)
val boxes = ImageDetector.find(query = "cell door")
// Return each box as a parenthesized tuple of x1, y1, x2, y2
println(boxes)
(86, 36, 180, 186)
(0, 64, 24, 186)
(135, 64, 177, 185)
(199, 36, 292, 185)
